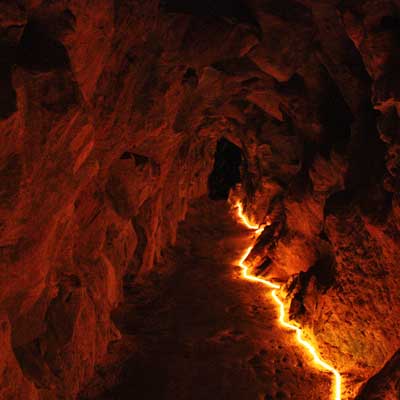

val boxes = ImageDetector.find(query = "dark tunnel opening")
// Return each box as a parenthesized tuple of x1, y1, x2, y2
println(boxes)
(208, 137, 242, 200)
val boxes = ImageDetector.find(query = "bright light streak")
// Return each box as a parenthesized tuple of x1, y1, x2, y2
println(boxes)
(235, 201, 265, 235)
(238, 246, 280, 289)
(271, 290, 342, 400)
(234, 201, 342, 400)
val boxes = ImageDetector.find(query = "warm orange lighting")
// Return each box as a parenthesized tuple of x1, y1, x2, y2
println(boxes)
(238, 245, 280, 289)
(234, 201, 342, 400)
(235, 201, 265, 235)
(271, 290, 341, 400)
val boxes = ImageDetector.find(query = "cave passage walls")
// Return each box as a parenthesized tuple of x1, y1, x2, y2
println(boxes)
(1, 0, 400, 399)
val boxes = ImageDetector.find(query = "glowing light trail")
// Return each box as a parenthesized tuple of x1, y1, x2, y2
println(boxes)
(234, 201, 341, 400)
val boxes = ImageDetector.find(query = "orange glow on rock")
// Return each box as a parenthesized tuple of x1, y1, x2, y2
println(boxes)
(234, 201, 342, 400)
(235, 201, 265, 235)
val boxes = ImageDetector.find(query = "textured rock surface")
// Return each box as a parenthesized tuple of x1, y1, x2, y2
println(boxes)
(79, 198, 332, 400)
(0, 0, 400, 399)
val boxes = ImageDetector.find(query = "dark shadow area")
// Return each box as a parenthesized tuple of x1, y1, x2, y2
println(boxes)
(120, 152, 150, 166)
(307, 255, 337, 290)
(319, 69, 354, 156)
(208, 137, 242, 200)
(125, 217, 147, 282)
(259, 0, 312, 22)
(380, 15, 400, 32)
(355, 349, 400, 399)
(324, 190, 354, 217)
(182, 67, 198, 88)
(160, 0, 257, 25)
(16, 19, 70, 72)
(0, 64, 17, 119)
(0, 42, 18, 119)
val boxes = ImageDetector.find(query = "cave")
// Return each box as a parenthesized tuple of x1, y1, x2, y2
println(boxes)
(1, 1, 400, 400)
(208, 137, 243, 200)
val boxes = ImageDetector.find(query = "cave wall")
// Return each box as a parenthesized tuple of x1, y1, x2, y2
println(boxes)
(0, 1, 220, 398)
(0, 0, 400, 398)
(234, 1, 400, 398)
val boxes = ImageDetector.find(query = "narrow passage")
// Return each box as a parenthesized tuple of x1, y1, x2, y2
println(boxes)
(80, 198, 330, 400)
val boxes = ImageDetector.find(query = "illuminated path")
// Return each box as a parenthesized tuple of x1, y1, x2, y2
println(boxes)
(235, 202, 342, 400)
(85, 199, 333, 400)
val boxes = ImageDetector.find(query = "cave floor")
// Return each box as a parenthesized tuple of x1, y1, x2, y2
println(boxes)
(79, 197, 331, 400)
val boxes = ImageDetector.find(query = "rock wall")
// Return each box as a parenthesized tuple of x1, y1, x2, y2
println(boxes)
(0, 1, 219, 398)
(234, 1, 400, 398)
(1, 0, 400, 398)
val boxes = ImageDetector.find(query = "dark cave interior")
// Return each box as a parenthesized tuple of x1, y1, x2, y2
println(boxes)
(1, 1, 400, 399)
(208, 137, 243, 200)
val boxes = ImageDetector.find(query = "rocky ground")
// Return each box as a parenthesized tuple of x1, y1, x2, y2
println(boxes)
(79, 197, 331, 400)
